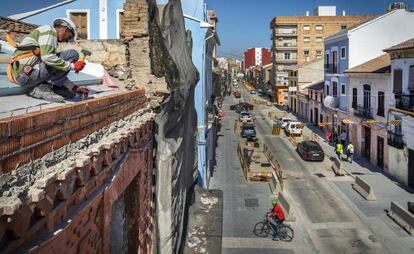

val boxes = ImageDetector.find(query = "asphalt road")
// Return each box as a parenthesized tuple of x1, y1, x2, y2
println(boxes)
(210, 84, 414, 254)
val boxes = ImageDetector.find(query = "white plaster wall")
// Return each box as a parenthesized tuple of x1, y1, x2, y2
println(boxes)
(349, 9, 414, 68)
(402, 115, 414, 151)
(390, 57, 414, 94)
(347, 73, 391, 123)
(388, 147, 408, 184)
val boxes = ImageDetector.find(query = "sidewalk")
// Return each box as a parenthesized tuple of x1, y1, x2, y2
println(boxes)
(270, 106, 414, 215)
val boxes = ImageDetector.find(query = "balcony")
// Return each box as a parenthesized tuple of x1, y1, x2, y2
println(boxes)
(275, 42, 297, 50)
(388, 131, 404, 149)
(395, 94, 414, 112)
(324, 64, 338, 74)
(275, 30, 297, 37)
(353, 105, 373, 119)
(275, 58, 297, 64)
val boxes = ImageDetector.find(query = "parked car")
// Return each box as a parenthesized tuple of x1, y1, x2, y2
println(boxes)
(241, 124, 256, 138)
(234, 91, 241, 98)
(230, 102, 254, 111)
(285, 121, 303, 136)
(276, 117, 292, 129)
(297, 141, 325, 161)
(250, 90, 257, 94)
(239, 111, 252, 122)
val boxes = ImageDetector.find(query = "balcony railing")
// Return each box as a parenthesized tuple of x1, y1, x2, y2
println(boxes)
(276, 43, 297, 48)
(324, 64, 332, 73)
(395, 94, 414, 112)
(353, 105, 373, 119)
(275, 58, 297, 64)
(387, 131, 404, 149)
(275, 30, 297, 36)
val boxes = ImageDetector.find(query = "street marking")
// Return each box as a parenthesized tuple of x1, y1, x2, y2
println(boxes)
(222, 237, 295, 249)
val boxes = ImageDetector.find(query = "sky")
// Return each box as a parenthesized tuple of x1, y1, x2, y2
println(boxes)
(1, 0, 414, 59)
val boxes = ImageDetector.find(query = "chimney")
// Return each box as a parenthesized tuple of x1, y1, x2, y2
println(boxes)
(342, 10, 346, 16)
(306, 11, 309, 16)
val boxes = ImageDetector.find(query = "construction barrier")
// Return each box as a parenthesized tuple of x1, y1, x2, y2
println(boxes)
(352, 176, 376, 201)
(272, 127, 281, 135)
(331, 157, 345, 176)
(263, 144, 284, 191)
(387, 201, 414, 235)
(269, 171, 282, 195)
(278, 192, 295, 222)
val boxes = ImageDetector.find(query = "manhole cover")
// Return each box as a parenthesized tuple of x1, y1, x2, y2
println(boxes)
(315, 173, 326, 178)
(225, 128, 231, 130)
(245, 198, 259, 208)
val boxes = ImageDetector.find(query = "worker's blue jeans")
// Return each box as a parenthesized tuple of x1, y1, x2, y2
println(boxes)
(15, 49, 79, 88)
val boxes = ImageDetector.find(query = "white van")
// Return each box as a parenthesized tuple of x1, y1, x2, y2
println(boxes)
(285, 121, 303, 136)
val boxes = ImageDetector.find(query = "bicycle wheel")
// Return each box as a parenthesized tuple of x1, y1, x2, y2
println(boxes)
(279, 225, 294, 242)
(253, 221, 271, 237)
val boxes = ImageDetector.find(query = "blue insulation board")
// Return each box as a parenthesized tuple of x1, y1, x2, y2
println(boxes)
(0, 64, 103, 97)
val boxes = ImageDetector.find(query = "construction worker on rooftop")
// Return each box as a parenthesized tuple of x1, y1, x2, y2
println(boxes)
(6, 18, 88, 102)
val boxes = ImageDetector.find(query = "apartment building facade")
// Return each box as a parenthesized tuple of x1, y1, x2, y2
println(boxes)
(324, 8, 414, 137)
(345, 54, 391, 171)
(270, 8, 369, 85)
(384, 38, 414, 188)
(244, 47, 271, 70)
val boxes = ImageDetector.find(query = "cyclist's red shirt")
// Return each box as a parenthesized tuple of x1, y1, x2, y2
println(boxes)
(270, 204, 285, 221)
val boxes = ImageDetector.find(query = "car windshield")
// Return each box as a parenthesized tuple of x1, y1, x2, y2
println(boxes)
(243, 125, 255, 130)
(305, 142, 321, 151)
(241, 113, 250, 117)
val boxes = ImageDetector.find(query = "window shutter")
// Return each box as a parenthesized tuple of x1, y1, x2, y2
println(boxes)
(409, 65, 414, 91)
(393, 69, 402, 93)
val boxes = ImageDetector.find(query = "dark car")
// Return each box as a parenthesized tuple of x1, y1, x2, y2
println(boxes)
(241, 124, 256, 138)
(297, 141, 324, 161)
(234, 91, 241, 98)
(230, 102, 254, 111)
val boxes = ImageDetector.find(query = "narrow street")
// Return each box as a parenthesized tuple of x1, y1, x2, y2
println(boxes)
(210, 84, 414, 254)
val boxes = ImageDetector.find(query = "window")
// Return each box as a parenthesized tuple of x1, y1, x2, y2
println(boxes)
(304, 37, 310, 43)
(393, 69, 403, 93)
(332, 51, 338, 74)
(325, 53, 330, 68)
(326, 85, 330, 96)
(284, 52, 291, 59)
(341, 23, 348, 30)
(315, 25, 323, 31)
(341, 83, 346, 95)
(333, 81, 338, 97)
(341, 47, 346, 59)
(316, 50, 322, 57)
(352, 88, 357, 109)
(118, 10, 125, 38)
(315, 37, 323, 43)
(409, 65, 414, 91)
(304, 50, 310, 60)
(304, 25, 310, 31)
(378, 91, 385, 116)
(69, 11, 88, 39)
(310, 90, 313, 99)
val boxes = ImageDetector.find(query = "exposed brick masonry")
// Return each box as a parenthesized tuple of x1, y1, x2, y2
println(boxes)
(0, 89, 146, 173)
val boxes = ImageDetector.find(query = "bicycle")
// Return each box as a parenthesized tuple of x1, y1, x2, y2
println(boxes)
(253, 215, 294, 242)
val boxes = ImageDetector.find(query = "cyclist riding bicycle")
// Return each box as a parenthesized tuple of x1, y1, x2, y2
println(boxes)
(268, 198, 285, 241)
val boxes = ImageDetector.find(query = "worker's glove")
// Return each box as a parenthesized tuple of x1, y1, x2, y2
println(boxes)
(71, 60, 86, 72)
(72, 85, 89, 97)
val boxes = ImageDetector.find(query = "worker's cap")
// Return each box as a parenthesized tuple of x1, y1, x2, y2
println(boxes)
(272, 199, 278, 206)
(53, 18, 77, 41)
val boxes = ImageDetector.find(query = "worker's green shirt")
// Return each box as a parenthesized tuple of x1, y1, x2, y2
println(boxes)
(11, 25, 71, 76)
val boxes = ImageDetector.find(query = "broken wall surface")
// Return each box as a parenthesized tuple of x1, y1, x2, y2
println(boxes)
(0, 90, 155, 253)
(121, 0, 199, 253)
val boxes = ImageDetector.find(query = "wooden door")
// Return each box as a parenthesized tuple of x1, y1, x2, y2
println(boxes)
(70, 12, 88, 39)
(377, 136, 384, 169)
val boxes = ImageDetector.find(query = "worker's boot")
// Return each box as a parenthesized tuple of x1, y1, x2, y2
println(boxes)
(29, 83, 65, 103)
(52, 85, 76, 99)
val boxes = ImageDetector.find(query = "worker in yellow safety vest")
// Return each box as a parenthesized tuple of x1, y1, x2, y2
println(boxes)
(335, 142, 343, 160)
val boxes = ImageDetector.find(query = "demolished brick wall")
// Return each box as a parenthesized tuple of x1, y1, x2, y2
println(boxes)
(0, 89, 155, 253)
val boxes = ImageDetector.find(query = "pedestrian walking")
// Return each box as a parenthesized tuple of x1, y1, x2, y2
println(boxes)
(340, 130, 347, 145)
(335, 142, 343, 160)
(325, 130, 332, 143)
(346, 142, 354, 163)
